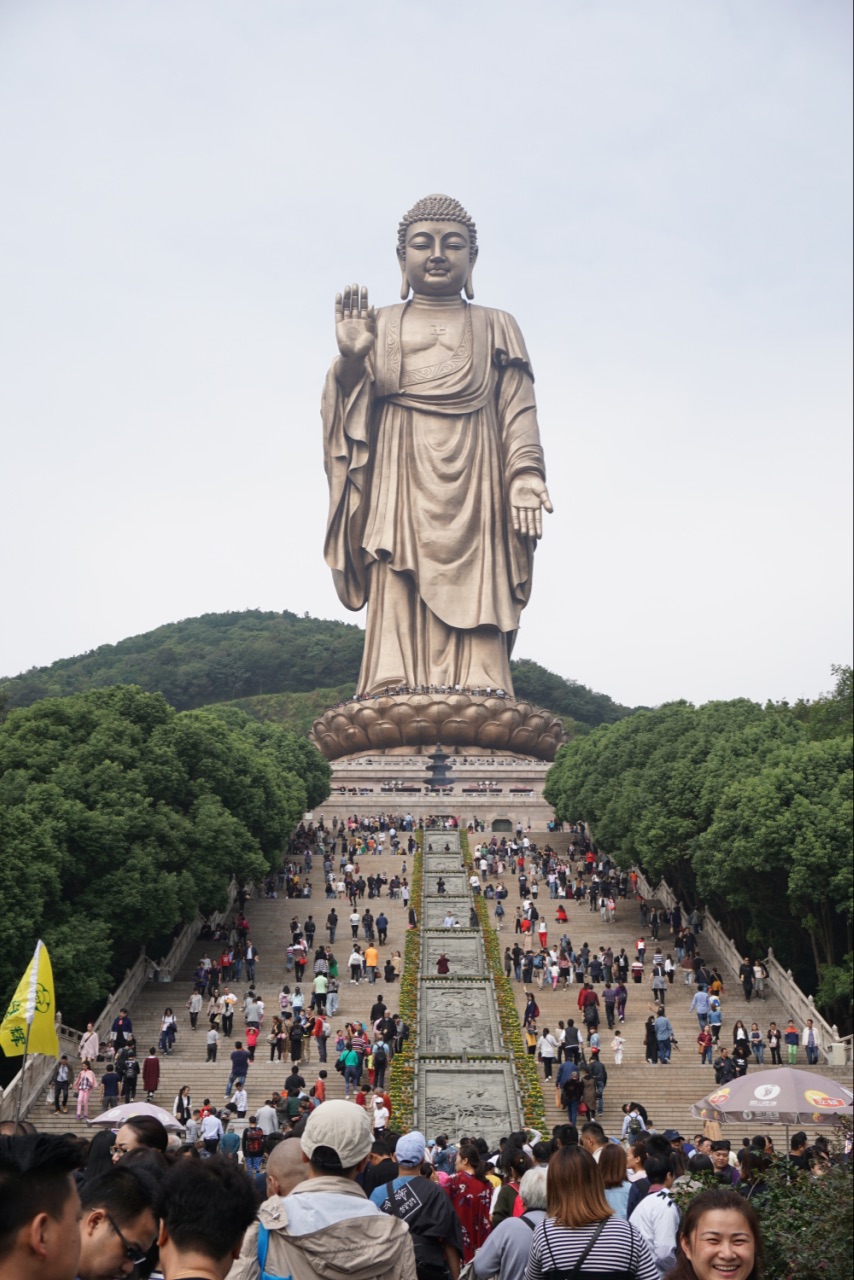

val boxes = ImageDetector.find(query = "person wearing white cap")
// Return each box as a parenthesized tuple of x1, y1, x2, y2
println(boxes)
(372, 1094, 390, 1136)
(227, 1100, 416, 1280)
(370, 1131, 463, 1280)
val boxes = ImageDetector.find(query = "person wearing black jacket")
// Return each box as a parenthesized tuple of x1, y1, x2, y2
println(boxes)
(370, 996, 388, 1023)
(370, 1131, 463, 1280)
(644, 1016, 658, 1065)
(588, 1050, 608, 1117)
(361, 1138, 399, 1196)
(284, 1065, 305, 1092)
(713, 1048, 737, 1085)
(738, 957, 754, 1002)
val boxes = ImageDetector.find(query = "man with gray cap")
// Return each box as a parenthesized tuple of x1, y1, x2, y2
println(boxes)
(369, 1131, 463, 1280)
(227, 1099, 416, 1280)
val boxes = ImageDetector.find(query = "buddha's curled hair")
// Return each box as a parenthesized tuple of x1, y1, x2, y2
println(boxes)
(398, 194, 478, 260)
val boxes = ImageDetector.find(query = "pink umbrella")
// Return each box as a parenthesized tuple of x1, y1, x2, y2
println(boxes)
(691, 1067, 853, 1126)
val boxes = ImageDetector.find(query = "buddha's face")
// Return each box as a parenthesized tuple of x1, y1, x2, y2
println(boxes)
(400, 220, 474, 297)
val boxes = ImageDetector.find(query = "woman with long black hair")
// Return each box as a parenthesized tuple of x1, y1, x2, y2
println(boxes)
(444, 1140, 493, 1264)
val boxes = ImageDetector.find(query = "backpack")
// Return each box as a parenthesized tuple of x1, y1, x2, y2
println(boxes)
(246, 1127, 265, 1156)
(373, 1043, 387, 1064)
(628, 1115, 643, 1138)
(257, 1224, 293, 1280)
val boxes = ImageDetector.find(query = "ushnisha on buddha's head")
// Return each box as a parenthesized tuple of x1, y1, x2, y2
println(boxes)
(397, 194, 478, 300)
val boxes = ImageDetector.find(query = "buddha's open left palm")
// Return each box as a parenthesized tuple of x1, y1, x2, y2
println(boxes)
(335, 283, 376, 361)
(509, 473, 554, 539)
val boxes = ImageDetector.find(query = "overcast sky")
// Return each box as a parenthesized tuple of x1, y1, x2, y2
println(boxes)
(2, 0, 851, 709)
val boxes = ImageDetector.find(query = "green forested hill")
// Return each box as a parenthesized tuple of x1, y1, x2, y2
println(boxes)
(0, 610, 634, 729)
(212, 687, 358, 738)
(1, 611, 365, 710)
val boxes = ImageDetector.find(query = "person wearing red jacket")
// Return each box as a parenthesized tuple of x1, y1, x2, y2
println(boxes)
(577, 983, 599, 1014)
(142, 1048, 160, 1101)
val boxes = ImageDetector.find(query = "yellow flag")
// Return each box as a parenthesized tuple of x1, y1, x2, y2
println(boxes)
(0, 940, 59, 1058)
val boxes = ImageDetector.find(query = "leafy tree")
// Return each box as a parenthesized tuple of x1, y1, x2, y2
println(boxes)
(0, 685, 324, 1035)
(200, 704, 331, 810)
(695, 735, 853, 1020)
(788, 663, 854, 741)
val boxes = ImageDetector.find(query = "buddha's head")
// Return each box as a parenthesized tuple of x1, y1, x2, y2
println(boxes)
(397, 194, 478, 300)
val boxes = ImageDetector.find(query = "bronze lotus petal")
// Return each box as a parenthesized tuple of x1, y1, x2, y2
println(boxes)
(310, 694, 566, 762)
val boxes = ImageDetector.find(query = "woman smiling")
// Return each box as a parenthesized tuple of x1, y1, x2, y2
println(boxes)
(665, 1189, 762, 1280)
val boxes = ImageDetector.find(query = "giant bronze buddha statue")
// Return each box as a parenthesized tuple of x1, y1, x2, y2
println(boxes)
(315, 196, 564, 760)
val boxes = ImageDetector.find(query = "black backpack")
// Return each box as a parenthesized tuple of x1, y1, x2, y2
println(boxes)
(373, 1044, 387, 1064)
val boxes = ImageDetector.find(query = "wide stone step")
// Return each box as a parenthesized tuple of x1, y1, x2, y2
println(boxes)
(492, 831, 854, 1137)
(30, 833, 418, 1134)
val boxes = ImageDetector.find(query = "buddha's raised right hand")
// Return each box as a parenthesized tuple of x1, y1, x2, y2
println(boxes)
(335, 283, 376, 362)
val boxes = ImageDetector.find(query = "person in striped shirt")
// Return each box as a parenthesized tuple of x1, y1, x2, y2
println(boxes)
(525, 1146, 658, 1279)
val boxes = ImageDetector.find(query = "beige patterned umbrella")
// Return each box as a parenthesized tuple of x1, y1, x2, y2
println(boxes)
(691, 1067, 853, 1126)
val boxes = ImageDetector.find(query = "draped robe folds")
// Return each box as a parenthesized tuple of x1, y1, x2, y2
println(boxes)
(322, 303, 546, 696)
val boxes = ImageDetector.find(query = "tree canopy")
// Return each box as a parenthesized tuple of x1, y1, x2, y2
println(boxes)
(544, 668, 853, 1028)
(0, 686, 329, 1036)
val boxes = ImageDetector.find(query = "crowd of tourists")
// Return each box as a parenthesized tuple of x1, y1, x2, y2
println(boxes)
(330, 682, 512, 706)
(3, 1101, 842, 1280)
(452, 830, 826, 1100)
(7, 819, 846, 1280)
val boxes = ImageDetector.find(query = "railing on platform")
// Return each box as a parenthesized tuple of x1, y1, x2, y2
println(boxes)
(0, 878, 246, 1123)
(633, 867, 850, 1066)
(0, 1018, 89, 1123)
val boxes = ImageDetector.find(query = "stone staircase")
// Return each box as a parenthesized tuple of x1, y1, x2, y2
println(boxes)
(416, 830, 524, 1145)
(30, 823, 852, 1147)
(492, 832, 853, 1139)
(31, 837, 416, 1135)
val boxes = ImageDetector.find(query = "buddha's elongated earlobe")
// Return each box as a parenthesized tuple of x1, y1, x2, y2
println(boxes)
(464, 265, 475, 300)
(398, 252, 410, 300)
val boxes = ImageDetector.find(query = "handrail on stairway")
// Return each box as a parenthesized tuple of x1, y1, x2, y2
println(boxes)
(0, 877, 247, 1123)
(632, 866, 849, 1066)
